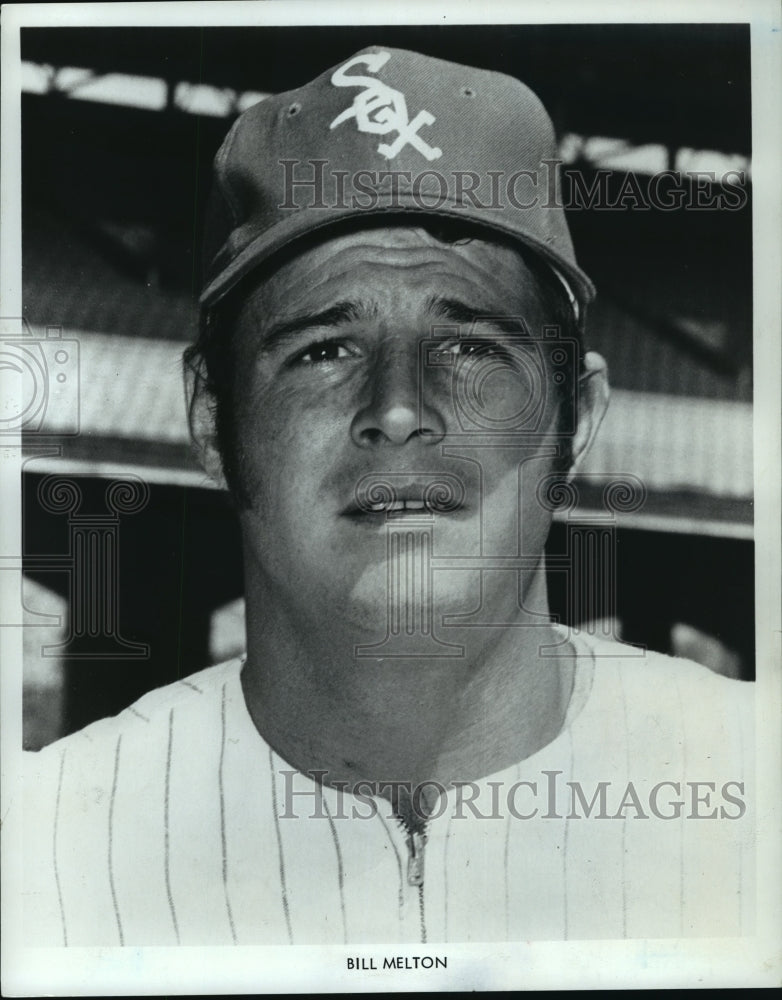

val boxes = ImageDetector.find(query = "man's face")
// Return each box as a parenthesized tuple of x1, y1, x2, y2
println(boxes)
(228, 225, 571, 635)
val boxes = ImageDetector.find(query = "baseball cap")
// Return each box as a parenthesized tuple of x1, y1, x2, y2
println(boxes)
(200, 46, 595, 318)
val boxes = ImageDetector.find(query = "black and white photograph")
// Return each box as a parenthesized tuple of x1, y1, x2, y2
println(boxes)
(1, 0, 780, 993)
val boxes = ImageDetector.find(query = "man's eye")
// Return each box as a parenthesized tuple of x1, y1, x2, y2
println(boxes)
(294, 341, 353, 365)
(444, 340, 515, 364)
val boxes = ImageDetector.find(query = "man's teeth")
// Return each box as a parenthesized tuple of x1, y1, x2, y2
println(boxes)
(370, 499, 428, 512)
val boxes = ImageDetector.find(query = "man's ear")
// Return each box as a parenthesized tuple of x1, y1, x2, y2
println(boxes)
(183, 356, 228, 489)
(568, 351, 609, 478)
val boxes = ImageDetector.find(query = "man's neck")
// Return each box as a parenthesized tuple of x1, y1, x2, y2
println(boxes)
(240, 569, 575, 814)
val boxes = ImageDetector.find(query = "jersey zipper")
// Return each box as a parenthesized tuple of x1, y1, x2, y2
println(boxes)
(402, 826, 428, 942)
(396, 816, 428, 941)
(405, 828, 427, 887)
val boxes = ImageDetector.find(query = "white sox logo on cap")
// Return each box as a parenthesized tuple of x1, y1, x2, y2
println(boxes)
(329, 52, 443, 162)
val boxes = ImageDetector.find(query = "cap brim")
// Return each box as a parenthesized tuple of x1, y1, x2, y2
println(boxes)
(200, 194, 595, 314)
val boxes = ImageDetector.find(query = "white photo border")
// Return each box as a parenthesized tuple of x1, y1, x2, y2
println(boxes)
(1, 1, 780, 993)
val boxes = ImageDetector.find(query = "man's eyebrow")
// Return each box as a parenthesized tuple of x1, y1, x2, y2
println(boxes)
(426, 295, 530, 335)
(259, 300, 375, 351)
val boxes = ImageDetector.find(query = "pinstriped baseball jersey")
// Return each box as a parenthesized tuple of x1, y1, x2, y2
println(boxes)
(21, 635, 754, 945)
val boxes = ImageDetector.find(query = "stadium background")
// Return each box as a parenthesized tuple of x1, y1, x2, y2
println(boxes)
(18, 24, 754, 748)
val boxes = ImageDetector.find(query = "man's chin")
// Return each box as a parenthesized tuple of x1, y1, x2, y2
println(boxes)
(340, 565, 482, 631)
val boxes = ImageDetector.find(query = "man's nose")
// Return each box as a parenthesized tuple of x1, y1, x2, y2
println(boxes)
(350, 345, 446, 447)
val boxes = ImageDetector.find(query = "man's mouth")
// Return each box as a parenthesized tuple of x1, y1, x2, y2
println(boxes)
(370, 498, 428, 512)
(343, 474, 467, 520)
